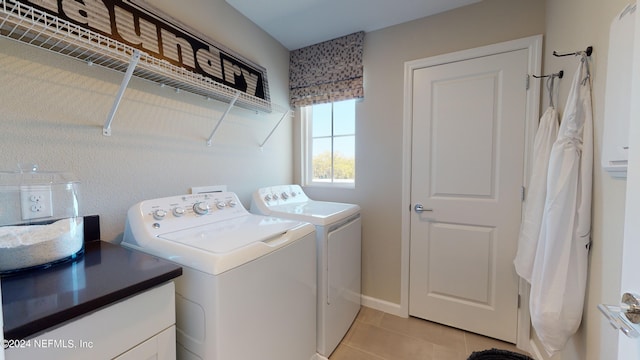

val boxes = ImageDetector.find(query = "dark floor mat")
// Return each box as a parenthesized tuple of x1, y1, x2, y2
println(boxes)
(467, 348, 534, 360)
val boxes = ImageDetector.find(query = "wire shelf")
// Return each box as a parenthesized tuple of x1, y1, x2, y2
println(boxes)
(0, 0, 273, 113)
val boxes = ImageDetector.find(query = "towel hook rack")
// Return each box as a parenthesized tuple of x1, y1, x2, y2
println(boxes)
(533, 70, 564, 79)
(553, 46, 593, 57)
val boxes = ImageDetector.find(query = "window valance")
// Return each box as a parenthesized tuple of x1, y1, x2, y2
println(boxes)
(289, 31, 364, 108)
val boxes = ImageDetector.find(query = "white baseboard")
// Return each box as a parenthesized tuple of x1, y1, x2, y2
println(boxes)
(360, 295, 407, 318)
(528, 338, 546, 360)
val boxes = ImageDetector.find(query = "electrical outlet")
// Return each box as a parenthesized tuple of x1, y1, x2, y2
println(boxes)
(20, 185, 53, 221)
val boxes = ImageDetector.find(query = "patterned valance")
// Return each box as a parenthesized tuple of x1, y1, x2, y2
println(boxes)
(289, 31, 365, 108)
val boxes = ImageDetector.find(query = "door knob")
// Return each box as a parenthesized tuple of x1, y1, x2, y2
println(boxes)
(622, 292, 640, 324)
(414, 204, 433, 213)
(598, 292, 640, 338)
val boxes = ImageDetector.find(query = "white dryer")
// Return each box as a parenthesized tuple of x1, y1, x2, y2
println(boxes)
(251, 184, 361, 357)
(122, 192, 317, 360)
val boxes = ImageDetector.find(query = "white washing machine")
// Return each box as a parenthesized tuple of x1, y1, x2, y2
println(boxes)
(122, 192, 318, 360)
(250, 184, 361, 357)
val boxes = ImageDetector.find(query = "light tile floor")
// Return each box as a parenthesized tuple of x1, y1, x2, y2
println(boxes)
(330, 307, 532, 360)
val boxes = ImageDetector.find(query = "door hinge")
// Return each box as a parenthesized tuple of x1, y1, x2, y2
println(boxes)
(521, 186, 526, 201)
(525, 74, 530, 90)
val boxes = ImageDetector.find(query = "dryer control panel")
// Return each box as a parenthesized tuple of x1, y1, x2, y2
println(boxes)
(253, 184, 308, 207)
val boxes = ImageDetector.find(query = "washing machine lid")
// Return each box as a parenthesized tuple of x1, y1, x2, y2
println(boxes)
(122, 191, 316, 275)
(125, 214, 315, 275)
(158, 215, 299, 253)
(265, 200, 360, 226)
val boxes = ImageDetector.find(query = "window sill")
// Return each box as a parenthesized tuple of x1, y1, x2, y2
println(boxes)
(303, 182, 355, 190)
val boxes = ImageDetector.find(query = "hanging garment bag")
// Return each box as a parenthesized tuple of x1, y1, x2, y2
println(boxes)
(514, 105, 559, 283)
(529, 57, 593, 356)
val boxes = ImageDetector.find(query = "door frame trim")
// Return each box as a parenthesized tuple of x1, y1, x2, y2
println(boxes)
(400, 34, 543, 351)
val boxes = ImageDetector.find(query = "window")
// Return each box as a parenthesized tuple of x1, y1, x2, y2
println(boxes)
(302, 99, 356, 187)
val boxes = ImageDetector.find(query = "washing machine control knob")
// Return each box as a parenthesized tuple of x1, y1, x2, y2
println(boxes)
(172, 206, 185, 217)
(264, 194, 272, 202)
(215, 201, 226, 210)
(228, 200, 238, 207)
(152, 209, 167, 220)
(193, 201, 210, 215)
(281, 192, 289, 200)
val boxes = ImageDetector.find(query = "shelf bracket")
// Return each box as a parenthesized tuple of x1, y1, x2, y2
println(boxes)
(259, 110, 291, 151)
(103, 50, 141, 136)
(207, 91, 241, 146)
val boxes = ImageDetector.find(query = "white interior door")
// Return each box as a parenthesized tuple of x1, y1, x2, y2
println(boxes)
(408, 48, 528, 343)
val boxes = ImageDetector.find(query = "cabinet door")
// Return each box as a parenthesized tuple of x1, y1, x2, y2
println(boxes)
(114, 326, 175, 360)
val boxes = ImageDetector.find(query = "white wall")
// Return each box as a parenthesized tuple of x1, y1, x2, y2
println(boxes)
(0, 0, 292, 242)
(539, 0, 630, 359)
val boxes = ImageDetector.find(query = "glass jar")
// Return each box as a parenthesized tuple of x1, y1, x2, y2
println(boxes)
(0, 165, 83, 274)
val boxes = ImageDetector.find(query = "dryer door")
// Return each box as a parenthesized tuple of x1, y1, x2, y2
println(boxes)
(324, 214, 361, 355)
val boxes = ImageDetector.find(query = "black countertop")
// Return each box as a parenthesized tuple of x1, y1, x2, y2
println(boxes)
(1, 240, 182, 340)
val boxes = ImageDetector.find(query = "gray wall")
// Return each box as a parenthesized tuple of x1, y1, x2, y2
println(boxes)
(298, 0, 546, 307)
(541, 0, 629, 359)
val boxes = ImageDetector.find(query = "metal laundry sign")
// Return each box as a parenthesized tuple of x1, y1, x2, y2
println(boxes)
(18, 0, 269, 100)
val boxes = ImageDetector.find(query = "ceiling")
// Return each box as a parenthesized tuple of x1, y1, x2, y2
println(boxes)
(225, 0, 482, 50)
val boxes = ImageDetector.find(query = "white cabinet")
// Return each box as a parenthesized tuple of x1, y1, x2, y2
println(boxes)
(602, 4, 636, 178)
(114, 327, 175, 360)
(5, 282, 176, 360)
(1, 281, 4, 360)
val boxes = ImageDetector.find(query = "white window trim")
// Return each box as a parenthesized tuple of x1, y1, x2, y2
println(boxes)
(301, 104, 356, 189)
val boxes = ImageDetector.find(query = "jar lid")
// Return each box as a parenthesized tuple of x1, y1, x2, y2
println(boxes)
(0, 164, 79, 188)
